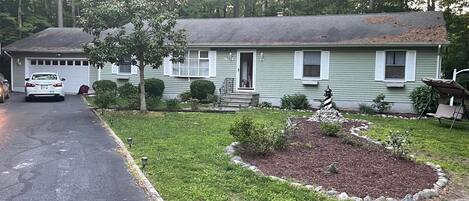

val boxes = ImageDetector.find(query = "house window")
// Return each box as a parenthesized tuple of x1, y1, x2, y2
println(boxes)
(60, 60, 66, 65)
(31, 60, 37, 65)
(67, 60, 74, 65)
(118, 56, 132, 74)
(82, 61, 89, 66)
(303, 51, 321, 78)
(52, 60, 58, 65)
(385, 51, 406, 80)
(172, 50, 209, 77)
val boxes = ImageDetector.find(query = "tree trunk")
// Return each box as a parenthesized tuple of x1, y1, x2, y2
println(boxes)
(369, 0, 374, 12)
(57, 0, 63, 27)
(233, 0, 239, 17)
(71, 0, 76, 27)
(138, 64, 147, 112)
(18, 0, 22, 38)
(223, 3, 227, 18)
(262, 0, 268, 16)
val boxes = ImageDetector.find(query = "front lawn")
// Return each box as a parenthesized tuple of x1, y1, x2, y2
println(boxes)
(101, 109, 333, 200)
(100, 109, 469, 200)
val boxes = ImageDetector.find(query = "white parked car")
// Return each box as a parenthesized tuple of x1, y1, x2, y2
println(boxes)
(25, 72, 66, 101)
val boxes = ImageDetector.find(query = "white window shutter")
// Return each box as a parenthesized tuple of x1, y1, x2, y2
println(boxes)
(163, 56, 172, 76)
(375, 51, 385, 81)
(294, 51, 303, 79)
(320, 51, 330, 80)
(131, 65, 138, 75)
(111, 63, 118, 74)
(209, 50, 217, 77)
(405, 50, 416, 82)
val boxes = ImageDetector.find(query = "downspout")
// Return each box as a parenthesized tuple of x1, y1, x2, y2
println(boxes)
(436, 44, 442, 79)
(3, 51, 14, 90)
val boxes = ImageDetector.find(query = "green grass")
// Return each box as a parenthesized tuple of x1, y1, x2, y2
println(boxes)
(100, 109, 469, 200)
(102, 109, 333, 201)
(344, 114, 469, 176)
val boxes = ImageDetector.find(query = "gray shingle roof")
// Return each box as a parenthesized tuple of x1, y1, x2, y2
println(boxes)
(4, 11, 447, 53)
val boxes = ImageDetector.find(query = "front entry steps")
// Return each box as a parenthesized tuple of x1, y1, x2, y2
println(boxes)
(221, 92, 259, 108)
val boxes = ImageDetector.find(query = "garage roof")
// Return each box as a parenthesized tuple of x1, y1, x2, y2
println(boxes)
(4, 11, 448, 53)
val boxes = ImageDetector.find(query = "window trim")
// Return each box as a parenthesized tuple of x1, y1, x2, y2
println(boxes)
(302, 50, 322, 80)
(384, 50, 407, 82)
(171, 49, 210, 78)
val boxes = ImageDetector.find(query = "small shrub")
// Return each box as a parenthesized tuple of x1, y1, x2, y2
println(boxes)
(281, 94, 309, 110)
(190, 80, 215, 100)
(341, 135, 363, 147)
(144, 78, 165, 97)
(201, 94, 218, 104)
(385, 130, 412, 158)
(179, 90, 192, 102)
(166, 98, 180, 111)
(118, 83, 138, 99)
(147, 96, 163, 110)
(259, 101, 273, 108)
(327, 163, 338, 174)
(92, 80, 117, 93)
(359, 104, 375, 114)
(229, 116, 286, 155)
(372, 93, 392, 113)
(320, 122, 341, 137)
(189, 98, 199, 111)
(115, 97, 139, 110)
(94, 90, 117, 109)
(410, 86, 440, 114)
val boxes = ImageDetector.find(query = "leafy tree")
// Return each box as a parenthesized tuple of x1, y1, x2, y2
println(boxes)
(79, 0, 187, 112)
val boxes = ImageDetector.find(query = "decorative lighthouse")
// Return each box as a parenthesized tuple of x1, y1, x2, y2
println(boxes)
(323, 85, 333, 110)
(309, 85, 345, 123)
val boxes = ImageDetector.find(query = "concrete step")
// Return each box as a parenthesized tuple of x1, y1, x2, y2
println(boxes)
(222, 97, 252, 103)
(222, 102, 251, 108)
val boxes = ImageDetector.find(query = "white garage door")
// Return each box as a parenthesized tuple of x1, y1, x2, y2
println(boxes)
(27, 59, 90, 93)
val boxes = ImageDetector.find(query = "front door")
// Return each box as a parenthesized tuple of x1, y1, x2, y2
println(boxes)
(237, 51, 255, 91)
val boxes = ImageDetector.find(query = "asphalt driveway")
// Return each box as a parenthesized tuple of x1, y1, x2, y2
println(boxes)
(0, 93, 147, 201)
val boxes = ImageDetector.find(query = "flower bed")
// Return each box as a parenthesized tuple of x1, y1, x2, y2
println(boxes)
(226, 118, 448, 201)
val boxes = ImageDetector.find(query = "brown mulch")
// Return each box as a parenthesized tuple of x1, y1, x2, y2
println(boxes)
(240, 119, 438, 199)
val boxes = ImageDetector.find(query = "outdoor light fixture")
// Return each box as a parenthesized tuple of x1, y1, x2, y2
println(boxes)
(260, 52, 264, 61)
(141, 156, 148, 168)
(127, 137, 133, 148)
(228, 52, 234, 61)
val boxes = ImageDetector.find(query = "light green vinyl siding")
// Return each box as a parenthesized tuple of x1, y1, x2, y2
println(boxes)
(100, 50, 237, 97)
(98, 47, 437, 108)
(256, 47, 437, 104)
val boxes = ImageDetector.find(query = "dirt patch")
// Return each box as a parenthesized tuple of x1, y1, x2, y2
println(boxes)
(241, 119, 438, 198)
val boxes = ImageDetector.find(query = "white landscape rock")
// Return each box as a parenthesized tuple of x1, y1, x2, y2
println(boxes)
(402, 194, 413, 201)
(363, 196, 373, 201)
(337, 192, 349, 200)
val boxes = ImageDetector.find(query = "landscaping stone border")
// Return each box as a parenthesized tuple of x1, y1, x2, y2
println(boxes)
(225, 118, 447, 201)
(84, 96, 164, 201)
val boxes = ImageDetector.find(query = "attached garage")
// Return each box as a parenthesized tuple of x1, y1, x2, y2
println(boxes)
(26, 58, 91, 93)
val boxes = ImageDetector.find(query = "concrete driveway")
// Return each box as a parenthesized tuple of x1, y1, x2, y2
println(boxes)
(0, 93, 147, 201)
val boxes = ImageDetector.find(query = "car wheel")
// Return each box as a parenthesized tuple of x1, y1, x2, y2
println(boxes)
(0, 96, 4, 103)
(25, 96, 31, 102)
(59, 96, 65, 101)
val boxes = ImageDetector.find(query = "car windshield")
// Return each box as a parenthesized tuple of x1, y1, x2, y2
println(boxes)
(32, 74, 58, 80)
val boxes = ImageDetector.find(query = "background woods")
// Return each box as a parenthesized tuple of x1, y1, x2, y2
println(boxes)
(0, 0, 468, 87)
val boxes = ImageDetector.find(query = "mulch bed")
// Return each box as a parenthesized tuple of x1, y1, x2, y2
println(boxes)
(240, 119, 437, 198)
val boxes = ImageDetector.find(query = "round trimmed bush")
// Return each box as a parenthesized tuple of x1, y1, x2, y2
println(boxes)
(410, 86, 440, 114)
(190, 80, 215, 100)
(118, 83, 138, 99)
(144, 78, 165, 97)
(92, 80, 117, 93)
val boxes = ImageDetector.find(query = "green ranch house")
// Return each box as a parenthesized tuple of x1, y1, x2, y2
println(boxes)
(3, 11, 448, 112)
